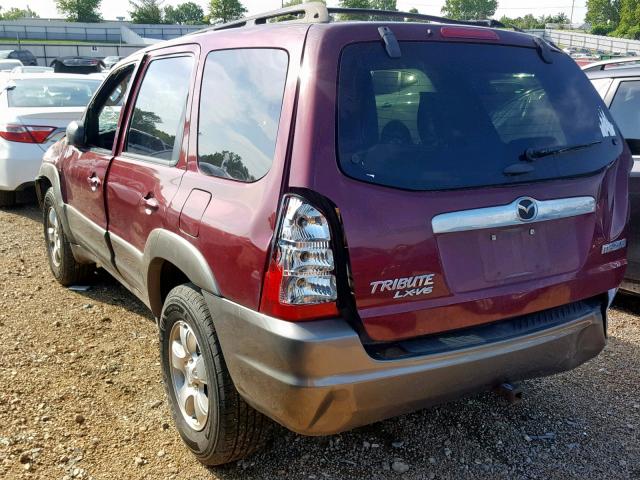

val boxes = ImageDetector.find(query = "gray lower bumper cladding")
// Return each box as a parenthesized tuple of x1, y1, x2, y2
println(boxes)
(204, 293, 606, 436)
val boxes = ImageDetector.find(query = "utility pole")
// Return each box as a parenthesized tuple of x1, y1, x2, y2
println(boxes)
(570, 0, 575, 26)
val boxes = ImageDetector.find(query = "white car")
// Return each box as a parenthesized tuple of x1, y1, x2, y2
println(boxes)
(0, 73, 102, 206)
(0, 59, 23, 72)
(11, 66, 54, 74)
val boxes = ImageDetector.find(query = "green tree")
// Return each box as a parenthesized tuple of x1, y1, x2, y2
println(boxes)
(164, 2, 205, 24)
(371, 0, 397, 10)
(200, 151, 254, 181)
(441, 0, 498, 20)
(408, 7, 419, 13)
(0, 7, 39, 20)
(585, 0, 621, 27)
(208, 0, 247, 23)
(500, 14, 542, 30)
(55, 0, 102, 22)
(277, 0, 325, 21)
(499, 12, 569, 30)
(612, 0, 640, 38)
(541, 12, 570, 24)
(339, 0, 371, 7)
(282, 0, 325, 6)
(130, 0, 164, 23)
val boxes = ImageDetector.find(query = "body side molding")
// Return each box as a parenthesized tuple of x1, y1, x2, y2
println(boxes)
(144, 229, 220, 317)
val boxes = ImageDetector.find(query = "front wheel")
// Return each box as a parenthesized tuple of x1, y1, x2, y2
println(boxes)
(159, 284, 271, 466)
(42, 188, 93, 286)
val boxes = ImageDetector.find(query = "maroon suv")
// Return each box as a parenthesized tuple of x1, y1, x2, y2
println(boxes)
(37, 3, 631, 466)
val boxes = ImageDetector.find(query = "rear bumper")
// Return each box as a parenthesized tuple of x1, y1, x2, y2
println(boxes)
(205, 293, 607, 436)
(0, 140, 43, 191)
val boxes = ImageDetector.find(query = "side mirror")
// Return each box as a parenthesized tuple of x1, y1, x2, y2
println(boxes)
(66, 121, 86, 148)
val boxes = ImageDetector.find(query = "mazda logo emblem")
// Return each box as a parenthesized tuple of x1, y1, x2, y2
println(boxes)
(516, 198, 538, 221)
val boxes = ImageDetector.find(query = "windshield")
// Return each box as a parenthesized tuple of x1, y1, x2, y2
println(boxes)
(337, 42, 622, 191)
(7, 78, 100, 108)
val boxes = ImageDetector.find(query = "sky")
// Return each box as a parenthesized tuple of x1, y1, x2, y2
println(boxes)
(2, 0, 588, 23)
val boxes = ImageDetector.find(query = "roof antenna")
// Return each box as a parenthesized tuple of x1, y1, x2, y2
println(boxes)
(378, 26, 401, 58)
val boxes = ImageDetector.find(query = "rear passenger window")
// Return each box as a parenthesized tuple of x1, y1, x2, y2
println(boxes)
(609, 80, 640, 154)
(198, 49, 289, 182)
(124, 56, 194, 163)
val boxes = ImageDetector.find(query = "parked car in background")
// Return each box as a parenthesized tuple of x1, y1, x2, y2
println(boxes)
(0, 49, 37, 66)
(583, 57, 640, 72)
(102, 56, 122, 69)
(50, 56, 104, 74)
(0, 73, 101, 206)
(587, 65, 640, 294)
(37, 3, 629, 467)
(11, 66, 54, 74)
(0, 59, 23, 72)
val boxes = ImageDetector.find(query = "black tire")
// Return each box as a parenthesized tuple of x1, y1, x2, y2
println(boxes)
(43, 188, 93, 286)
(0, 190, 15, 208)
(159, 284, 271, 466)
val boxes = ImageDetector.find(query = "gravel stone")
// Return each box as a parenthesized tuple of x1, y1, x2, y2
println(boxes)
(0, 204, 638, 479)
(391, 461, 410, 474)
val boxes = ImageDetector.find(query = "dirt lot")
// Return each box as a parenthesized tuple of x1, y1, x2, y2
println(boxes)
(0, 203, 639, 480)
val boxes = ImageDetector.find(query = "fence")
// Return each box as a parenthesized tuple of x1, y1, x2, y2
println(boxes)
(0, 19, 205, 43)
(531, 29, 640, 54)
(128, 24, 204, 40)
(0, 42, 144, 66)
(0, 22, 123, 43)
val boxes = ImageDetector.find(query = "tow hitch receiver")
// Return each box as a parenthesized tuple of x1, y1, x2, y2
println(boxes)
(494, 382, 523, 404)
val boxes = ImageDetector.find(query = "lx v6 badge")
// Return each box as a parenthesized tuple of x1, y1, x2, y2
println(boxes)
(370, 273, 435, 299)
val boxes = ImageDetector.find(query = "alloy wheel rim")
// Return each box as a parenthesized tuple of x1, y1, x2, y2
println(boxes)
(168, 320, 209, 431)
(46, 207, 62, 267)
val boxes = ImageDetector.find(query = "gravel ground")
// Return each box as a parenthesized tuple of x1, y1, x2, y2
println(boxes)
(0, 203, 639, 480)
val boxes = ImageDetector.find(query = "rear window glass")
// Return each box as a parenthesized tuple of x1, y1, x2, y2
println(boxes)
(337, 42, 621, 191)
(197, 49, 289, 182)
(6, 78, 100, 107)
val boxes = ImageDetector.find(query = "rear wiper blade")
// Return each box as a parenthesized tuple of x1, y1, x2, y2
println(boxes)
(524, 140, 602, 161)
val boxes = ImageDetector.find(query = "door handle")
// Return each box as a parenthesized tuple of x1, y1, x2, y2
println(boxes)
(87, 174, 101, 192)
(142, 194, 159, 214)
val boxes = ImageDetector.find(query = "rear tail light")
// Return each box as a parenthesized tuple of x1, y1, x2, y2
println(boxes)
(260, 195, 339, 321)
(440, 26, 500, 40)
(0, 124, 56, 143)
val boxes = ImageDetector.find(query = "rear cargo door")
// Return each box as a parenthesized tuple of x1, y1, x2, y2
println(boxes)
(301, 31, 629, 342)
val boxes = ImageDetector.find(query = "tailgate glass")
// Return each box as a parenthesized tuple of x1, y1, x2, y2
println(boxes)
(337, 42, 620, 191)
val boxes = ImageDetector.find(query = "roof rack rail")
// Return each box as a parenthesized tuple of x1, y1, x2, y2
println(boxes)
(194, 1, 505, 34)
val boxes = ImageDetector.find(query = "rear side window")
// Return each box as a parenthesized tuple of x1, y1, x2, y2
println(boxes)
(609, 80, 640, 154)
(124, 56, 194, 163)
(338, 42, 621, 191)
(197, 49, 289, 182)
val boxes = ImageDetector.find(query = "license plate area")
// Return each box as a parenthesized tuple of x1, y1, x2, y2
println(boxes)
(480, 226, 551, 282)
(435, 219, 587, 293)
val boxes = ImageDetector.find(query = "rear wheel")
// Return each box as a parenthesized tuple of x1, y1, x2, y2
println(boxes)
(43, 188, 93, 286)
(159, 284, 271, 466)
(0, 191, 15, 208)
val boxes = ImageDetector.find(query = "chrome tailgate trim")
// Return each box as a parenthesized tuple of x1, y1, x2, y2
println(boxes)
(431, 196, 596, 234)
